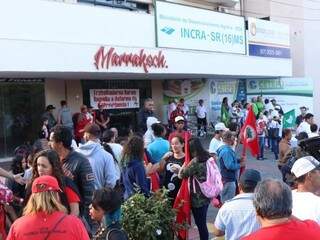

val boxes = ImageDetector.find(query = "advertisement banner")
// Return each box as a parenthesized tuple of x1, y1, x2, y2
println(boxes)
(248, 17, 290, 58)
(246, 78, 313, 113)
(155, 1, 246, 54)
(89, 89, 140, 109)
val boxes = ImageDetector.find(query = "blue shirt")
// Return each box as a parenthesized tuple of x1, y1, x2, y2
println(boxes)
(214, 193, 260, 240)
(217, 144, 240, 182)
(147, 137, 170, 164)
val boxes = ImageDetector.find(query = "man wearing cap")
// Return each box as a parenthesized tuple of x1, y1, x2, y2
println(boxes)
(169, 102, 184, 127)
(213, 169, 261, 240)
(143, 116, 160, 147)
(291, 156, 320, 223)
(209, 122, 228, 158)
(296, 113, 314, 135)
(76, 123, 120, 190)
(7, 175, 89, 240)
(168, 116, 191, 143)
(42, 104, 57, 131)
(295, 106, 308, 127)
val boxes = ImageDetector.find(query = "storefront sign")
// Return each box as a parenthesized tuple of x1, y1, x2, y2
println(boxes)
(89, 89, 140, 109)
(248, 17, 290, 58)
(155, 1, 246, 54)
(94, 47, 168, 73)
(247, 78, 313, 113)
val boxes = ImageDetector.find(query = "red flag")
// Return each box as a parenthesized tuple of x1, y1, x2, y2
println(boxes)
(173, 133, 191, 240)
(240, 105, 259, 157)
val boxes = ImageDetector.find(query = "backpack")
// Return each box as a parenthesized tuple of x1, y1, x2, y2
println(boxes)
(106, 225, 129, 240)
(193, 157, 223, 198)
(0, 182, 13, 204)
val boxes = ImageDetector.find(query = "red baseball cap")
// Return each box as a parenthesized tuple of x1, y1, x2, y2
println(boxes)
(32, 175, 62, 194)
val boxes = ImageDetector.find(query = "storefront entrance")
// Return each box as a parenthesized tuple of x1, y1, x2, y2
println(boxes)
(82, 79, 152, 136)
(0, 79, 45, 157)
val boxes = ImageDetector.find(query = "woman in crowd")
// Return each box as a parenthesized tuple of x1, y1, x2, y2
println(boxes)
(75, 105, 92, 143)
(221, 97, 230, 127)
(90, 187, 128, 240)
(158, 136, 185, 206)
(179, 137, 211, 240)
(7, 175, 89, 240)
(121, 135, 150, 200)
(25, 149, 81, 216)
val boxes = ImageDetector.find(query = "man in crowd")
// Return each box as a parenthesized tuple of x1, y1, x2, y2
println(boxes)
(143, 116, 160, 147)
(57, 100, 74, 132)
(49, 125, 95, 233)
(95, 102, 110, 131)
(137, 98, 155, 134)
(278, 129, 292, 170)
(196, 99, 207, 136)
(180, 98, 189, 127)
(243, 179, 320, 240)
(169, 102, 184, 126)
(296, 113, 314, 135)
(291, 156, 320, 223)
(209, 122, 228, 158)
(168, 116, 191, 143)
(217, 131, 241, 203)
(271, 99, 284, 115)
(76, 123, 120, 189)
(309, 124, 319, 138)
(213, 169, 261, 240)
(296, 106, 308, 127)
(42, 104, 57, 131)
(147, 123, 170, 164)
(101, 129, 123, 163)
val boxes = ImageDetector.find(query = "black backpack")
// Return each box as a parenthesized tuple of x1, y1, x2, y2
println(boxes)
(106, 224, 128, 240)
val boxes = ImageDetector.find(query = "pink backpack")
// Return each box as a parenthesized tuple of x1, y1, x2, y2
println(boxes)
(0, 182, 13, 204)
(193, 157, 223, 198)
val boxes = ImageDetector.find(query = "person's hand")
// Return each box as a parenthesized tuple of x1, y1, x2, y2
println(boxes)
(162, 152, 173, 161)
(240, 156, 246, 167)
(13, 173, 25, 185)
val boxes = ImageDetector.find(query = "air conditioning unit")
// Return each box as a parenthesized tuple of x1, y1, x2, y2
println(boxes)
(203, 0, 239, 7)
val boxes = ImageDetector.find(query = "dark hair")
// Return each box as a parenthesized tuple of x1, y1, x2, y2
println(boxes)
(84, 123, 101, 138)
(282, 129, 292, 139)
(264, 99, 269, 104)
(253, 179, 292, 220)
(11, 155, 25, 175)
(151, 123, 165, 137)
(189, 137, 210, 163)
(60, 100, 67, 106)
(144, 98, 153, 105)
(102, 142, 118, 164)
(32, 139, 49, 155)
(239, 182, 256, 193)
(228, 122, 238, 132)
(198, 99, 204, 104)
(222, 97, 228, 105)
(296, 132, 309, 141)
(51, 125, 73, 149)
(92, 187, 122, 213)
(295, 174, 307, 184)
(170, 136, 184, 145)
(311, 124, 318, 133)
(31, 149, 66, 190)
(102, 129, 115, 143)
(122, 136, 144, 163)
(305, 113, 314, 120)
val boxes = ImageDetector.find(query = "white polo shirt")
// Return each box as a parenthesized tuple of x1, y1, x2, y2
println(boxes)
(196, 105, 207, 119)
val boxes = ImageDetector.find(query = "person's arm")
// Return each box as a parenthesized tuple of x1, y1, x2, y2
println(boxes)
(0, 168, 24, 185)
(64, 186, 80, 216)
(77, 159, 95, 206)
(103, 154, 118, 188)
(69, 202, 80, 216)
(213, 208, 226, 237)
(134, 163, 149, 196)
(178, 159, 197, 179)
(221, 151, 240, 170)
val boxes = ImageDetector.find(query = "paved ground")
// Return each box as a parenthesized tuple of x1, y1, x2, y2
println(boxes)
(188, 136, 282, 240)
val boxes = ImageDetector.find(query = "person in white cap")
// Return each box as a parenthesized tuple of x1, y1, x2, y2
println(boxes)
(143, 116, 160, 147)
(168, 116, 191, 143)
(291, 156, 320, 223)
(209, 123, 228, 159)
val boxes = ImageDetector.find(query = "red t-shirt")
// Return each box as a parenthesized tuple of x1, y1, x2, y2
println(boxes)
(65, 186, 80, 203)
(168, 130, 191, 143)
(242, 219, 320, 240)
(7, 211, 89, 240)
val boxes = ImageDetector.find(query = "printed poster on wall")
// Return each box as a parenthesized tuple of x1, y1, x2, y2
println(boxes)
(246, 78, 313, 114)
(89, 89, 140, 109)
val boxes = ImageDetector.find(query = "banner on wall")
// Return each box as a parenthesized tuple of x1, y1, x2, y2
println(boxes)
(89, 89, 140, 109)
(246, 78, 313, 113)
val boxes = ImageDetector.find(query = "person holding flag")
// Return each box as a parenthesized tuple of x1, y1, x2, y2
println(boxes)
(283, 109, 296, 129)
(177, 138, 211, 240)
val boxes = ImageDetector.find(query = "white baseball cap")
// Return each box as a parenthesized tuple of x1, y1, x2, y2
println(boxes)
(291, 156, 320, 178)
(215, 122, 229, 131)
(175, 116, 185, 123)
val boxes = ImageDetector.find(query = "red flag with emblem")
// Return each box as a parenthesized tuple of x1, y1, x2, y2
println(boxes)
(241, 105, 259, 157)
(173, 133, 191, 240)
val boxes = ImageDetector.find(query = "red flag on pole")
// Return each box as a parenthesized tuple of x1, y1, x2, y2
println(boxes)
(240, 105, 259, 158)
(173, 133, 191, 240)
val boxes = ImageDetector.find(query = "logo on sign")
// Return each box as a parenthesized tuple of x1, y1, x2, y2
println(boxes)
(161, 27, 175, 35)
(94, 47, 168, 73)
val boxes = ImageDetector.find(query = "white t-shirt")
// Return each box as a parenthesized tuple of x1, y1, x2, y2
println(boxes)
(167, 102, 176, 120)
(296, 121, 311, 135)
(108, 143, 123, 163)
(209, 138, 223, 154)
(196, 105, 207, 119)
(182, 105, 189, 119)
(292, 190, 320, 224)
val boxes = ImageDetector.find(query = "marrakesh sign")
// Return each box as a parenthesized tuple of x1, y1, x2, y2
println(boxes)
(94, 47, 168, 73)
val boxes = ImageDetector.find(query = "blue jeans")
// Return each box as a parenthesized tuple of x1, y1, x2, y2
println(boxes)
(192, 204, 209, 240)
(271, 138, 279, 160)
(221, 181, 236, 203)
(258, 136, 265, 159)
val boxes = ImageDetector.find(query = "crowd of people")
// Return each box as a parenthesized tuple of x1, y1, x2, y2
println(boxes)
(0, 96, 319, 240)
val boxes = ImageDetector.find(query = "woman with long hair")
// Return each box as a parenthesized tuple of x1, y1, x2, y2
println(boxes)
(25, 149, 81, 216)
(158, 136, 185, 206)
(221, 97, 230, 127)
(121, 135, 149, 199)
(7, 175, 89, 240)
(179, 137, 211, 240)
